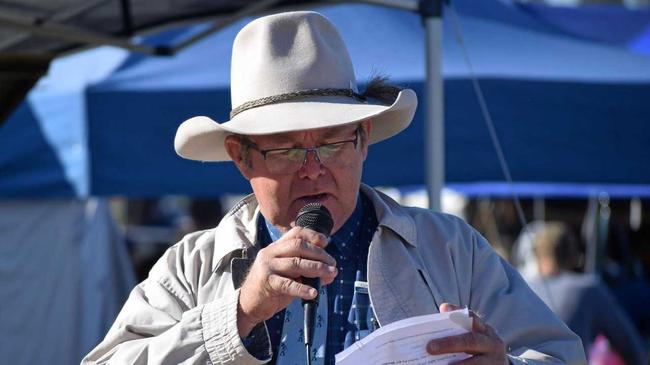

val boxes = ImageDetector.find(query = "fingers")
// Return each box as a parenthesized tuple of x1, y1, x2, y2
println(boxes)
(284, 226, 329, 248)
(471, 313, 488, 333)
(269, 257, 337, 280)
(266, 227, 336, 267)
(426, 310, 506, 363)
(426, 331, 494, 355)
(439, 303, 461, 313)
(263, 234, 337, 286)
(237, 226, 337, 331)
(439, 303, 487, 333)
(268, 274, 320, 300)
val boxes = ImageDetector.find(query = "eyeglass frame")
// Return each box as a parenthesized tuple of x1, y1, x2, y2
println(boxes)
(238, 125, 362, 172)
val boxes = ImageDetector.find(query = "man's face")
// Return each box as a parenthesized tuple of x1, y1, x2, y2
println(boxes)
(226, 121, 372, 233)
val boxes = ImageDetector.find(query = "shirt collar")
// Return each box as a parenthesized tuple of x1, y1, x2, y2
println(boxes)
(328, 194, 364, 257)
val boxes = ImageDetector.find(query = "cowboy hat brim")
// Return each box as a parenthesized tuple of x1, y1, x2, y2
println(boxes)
(174, 88, 417, 162)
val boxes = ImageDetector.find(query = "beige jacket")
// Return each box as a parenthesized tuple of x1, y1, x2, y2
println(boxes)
(83, 185, 585, 365)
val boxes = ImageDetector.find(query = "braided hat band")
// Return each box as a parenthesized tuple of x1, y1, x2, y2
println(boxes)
(230, 88, 367, 119)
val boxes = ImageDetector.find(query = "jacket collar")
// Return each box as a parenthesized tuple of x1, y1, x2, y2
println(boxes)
(211, 193, 260, 270)
(360, 184, 417, 247)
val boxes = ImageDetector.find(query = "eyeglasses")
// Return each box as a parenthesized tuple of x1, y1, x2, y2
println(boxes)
(242, 128, 360, 174)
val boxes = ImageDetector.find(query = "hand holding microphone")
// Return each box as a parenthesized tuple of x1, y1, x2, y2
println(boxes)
(237, 204, 337, 339)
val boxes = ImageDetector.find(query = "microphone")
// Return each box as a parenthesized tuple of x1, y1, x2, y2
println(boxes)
(295, 203, 333, 365)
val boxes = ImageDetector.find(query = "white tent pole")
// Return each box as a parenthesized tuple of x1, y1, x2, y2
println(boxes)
(423, 1, 444, 211)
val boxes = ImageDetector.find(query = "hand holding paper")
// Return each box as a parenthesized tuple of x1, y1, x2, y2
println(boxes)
(426, 303, 508, 365)
(335, 308, 473, 365)
(335, 304, 508, 365)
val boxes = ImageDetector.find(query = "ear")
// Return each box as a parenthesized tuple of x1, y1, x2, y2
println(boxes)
(224, 135, 252, 180)
(360, 119, 373, 160)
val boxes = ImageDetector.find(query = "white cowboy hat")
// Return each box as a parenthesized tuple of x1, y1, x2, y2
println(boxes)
(174, 10, 417, 162)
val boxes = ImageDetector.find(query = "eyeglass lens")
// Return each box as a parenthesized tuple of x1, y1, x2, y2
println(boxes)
(265, 140, 356, 174)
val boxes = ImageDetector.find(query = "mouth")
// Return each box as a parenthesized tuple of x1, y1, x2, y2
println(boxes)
(295, 193, 330, 206)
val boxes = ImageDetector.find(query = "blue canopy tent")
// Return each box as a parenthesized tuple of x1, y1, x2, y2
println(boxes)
(2, 1, 650, 198)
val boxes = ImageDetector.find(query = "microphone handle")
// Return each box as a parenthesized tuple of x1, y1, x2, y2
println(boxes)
(303, 278, 319, 365)
(303, 300, 317, 364)
(302, 277, 319, 351)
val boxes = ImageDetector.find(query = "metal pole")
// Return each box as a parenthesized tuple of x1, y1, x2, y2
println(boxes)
(0, 0, 111, 51)
(0, 11, 162, 55)
(119, 0, 134, 36)
(422, 0, 444, 211)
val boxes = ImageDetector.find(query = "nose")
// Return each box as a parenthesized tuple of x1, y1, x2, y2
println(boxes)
(298, 149, 325, 179)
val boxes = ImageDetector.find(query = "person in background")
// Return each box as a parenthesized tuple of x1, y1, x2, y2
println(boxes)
(527, 222, 647, 365)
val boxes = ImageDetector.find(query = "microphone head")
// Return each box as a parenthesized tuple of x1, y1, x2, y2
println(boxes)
(296, 203, 333, 236)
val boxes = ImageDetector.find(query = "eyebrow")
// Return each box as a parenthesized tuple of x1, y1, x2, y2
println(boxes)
(322, 126, 356, 139)
(255, 136, 289, 145)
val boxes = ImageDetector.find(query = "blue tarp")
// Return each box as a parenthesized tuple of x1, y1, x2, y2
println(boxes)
(2, 1, 650, 197)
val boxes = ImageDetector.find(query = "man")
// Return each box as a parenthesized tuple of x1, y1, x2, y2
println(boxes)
(526, 222, 647, 365)
(83, 11, 585, 365)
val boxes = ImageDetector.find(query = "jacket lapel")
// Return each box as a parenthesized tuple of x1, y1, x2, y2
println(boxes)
(211, 194, 260, 272)
(367, 228, 440, 326)
(362, 185, 443, 326)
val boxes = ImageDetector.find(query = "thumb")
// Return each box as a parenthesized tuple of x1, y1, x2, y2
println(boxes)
(439, 303, 462, 313)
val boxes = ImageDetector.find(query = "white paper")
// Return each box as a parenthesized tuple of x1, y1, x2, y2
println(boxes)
(335, 309, 473, 365)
